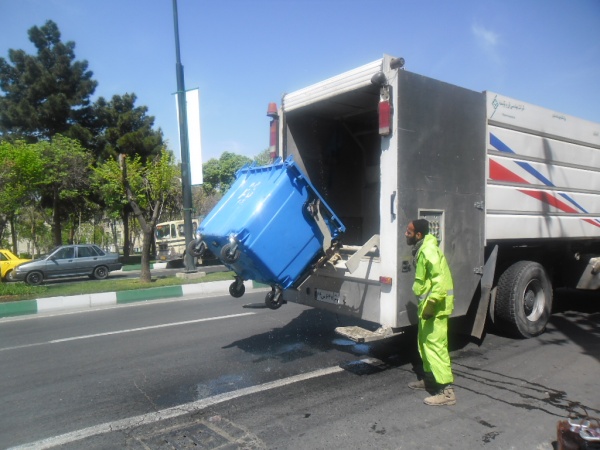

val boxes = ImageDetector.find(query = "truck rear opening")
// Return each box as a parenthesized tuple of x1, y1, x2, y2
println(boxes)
(276, 58, 401, 333)
(283, 80, 382, 248)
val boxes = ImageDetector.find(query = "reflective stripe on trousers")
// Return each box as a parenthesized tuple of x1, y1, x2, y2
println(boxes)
(418, 289, 454, 302)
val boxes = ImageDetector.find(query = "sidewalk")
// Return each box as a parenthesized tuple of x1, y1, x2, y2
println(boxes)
(0, 279, 260, 319)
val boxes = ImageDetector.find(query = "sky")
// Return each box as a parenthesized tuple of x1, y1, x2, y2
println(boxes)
(1, 0, 599, 164)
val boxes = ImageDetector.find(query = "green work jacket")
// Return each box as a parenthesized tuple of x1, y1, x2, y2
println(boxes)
(412, 234, 454, 317)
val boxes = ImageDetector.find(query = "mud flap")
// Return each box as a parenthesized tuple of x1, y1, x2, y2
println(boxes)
(576, 256, 600, 290)
(471, 245, 498, 339)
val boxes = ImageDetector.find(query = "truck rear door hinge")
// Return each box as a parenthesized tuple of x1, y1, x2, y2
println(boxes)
(473, 266, 484, 275)
(474, 201, 484, 210)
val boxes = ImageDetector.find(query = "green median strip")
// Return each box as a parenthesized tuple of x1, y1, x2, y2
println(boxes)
(0, 299, 38, 317)
(116, 285, 184, 304)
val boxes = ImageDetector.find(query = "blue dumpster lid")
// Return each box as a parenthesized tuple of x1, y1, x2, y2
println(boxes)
(235, 155, 346, 234)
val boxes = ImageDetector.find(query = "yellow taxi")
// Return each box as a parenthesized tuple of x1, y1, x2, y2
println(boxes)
(0, 249, 30, 282)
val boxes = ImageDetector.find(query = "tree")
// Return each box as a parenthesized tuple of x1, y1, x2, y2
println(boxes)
(89, 93, 166, 256)
(0, 20, 97, 141)
(93, 148, 180, 282)
(91, 93, 164, 162)
(35, 135, 93, 246)
(15, 205, 53, 257)
(202, 152, 252, 196)
(254, 148, 272, 166)
(0, 140, 45, 253)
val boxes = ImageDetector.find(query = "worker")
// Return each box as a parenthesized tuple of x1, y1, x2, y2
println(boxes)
(405, 218, 456, 406)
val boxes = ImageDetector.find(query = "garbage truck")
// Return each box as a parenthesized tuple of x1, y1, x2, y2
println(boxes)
(194, 54, 600, 340)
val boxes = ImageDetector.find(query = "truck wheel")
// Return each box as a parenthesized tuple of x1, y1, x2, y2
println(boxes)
(5, 270, 15, 282)
(25, 271, 44, 286)
(494, 261, 552, 338)
(229, 281, 246, 298)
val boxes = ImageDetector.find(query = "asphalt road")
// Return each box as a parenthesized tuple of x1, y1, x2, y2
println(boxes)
(0, 289, 598, 449)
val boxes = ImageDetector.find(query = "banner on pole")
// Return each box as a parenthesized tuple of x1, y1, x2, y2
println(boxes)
(176, 88, 203, 185)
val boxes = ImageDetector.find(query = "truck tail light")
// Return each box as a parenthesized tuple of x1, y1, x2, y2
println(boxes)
(378, 100, 391, 136)
(267, 102, 279, 160)
(379, 276, 393, 285)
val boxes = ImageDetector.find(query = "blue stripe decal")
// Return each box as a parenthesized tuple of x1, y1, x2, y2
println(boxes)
(490, 133, 514, 154)
(559, 193, 600, 224)
(490, 133, 598, 220)
(491, 133, 554, 187)
(559, 193, 588, 213)
(515, 161, 554, 187)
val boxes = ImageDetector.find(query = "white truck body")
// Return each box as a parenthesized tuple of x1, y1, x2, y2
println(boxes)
(276, 55, 600, 339)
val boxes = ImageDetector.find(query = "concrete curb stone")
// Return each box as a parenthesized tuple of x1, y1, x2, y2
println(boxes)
(0, 280, 263, 319)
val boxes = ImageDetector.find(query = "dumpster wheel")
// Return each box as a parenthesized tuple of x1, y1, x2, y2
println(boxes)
(265, 287, 285, 310)
(229, 277, 246, 298)
(221, 242, 241, 264)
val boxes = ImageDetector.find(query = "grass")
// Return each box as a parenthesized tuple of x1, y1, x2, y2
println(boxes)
(0, 269, 236, 303)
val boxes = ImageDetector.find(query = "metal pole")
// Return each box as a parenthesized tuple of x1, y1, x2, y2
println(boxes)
(172, 0, 196, 272)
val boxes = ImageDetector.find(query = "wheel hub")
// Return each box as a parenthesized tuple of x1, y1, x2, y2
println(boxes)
(523, 279, 544, 321)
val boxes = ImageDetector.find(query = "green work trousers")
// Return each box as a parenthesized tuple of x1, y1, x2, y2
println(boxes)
(418, 314, 454, 385)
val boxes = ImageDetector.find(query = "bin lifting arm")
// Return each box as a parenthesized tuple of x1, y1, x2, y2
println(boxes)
(345, 234, 380, 274)
(307, 199, 332, 253)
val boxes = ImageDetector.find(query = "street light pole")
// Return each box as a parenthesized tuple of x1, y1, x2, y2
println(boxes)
(172, 0, 196, 272)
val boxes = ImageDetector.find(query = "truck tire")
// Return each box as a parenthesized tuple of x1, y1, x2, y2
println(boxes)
(494, 261, 552, 338)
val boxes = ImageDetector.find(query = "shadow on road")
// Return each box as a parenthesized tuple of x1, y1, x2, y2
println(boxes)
(221, 306, 480, 379)
(224, 288, 599, 379)
(547, 288, 600, 364)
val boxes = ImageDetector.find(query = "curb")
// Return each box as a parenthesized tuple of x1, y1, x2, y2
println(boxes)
(0, 280, 264, 319)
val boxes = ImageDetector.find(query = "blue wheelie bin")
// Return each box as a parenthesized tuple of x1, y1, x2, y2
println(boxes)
(198, 156, 345, 306)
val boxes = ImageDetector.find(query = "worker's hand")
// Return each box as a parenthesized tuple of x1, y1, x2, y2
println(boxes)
(421, 299, 436, 320)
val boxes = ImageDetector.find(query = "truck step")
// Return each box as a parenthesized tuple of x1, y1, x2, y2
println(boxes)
(334, 325, 402, 343)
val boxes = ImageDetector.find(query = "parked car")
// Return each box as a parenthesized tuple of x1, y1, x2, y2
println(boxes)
(0, 249, 31, 282)
(13, 244, 122, 285)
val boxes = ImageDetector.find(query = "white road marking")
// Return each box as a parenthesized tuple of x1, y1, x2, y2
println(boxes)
(9, 361, 364, 450)
(0, 312, 255, 352)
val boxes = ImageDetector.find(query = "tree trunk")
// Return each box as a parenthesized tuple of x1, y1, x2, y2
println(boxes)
(119, 154, 161, 284)
(139, 229, 153, 282)
(68, 217, 76, 244)
(122, 208, 131, 258)
(52, 187, 62, 246)
(0, 217, 6, 246)
(9, 214, 18, 255)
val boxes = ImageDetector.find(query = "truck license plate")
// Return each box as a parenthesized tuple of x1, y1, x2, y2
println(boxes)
(315, 289, 340, 304)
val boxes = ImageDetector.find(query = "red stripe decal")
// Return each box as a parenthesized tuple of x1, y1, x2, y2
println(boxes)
(489, 160, 600, 229)
(583, 218, 600, 228)
(518, 189, 578, 214)
(489, 159, 527, 183)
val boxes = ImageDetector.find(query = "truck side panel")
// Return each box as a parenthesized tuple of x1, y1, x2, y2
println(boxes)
(485, 92, 600, 242)
(395, 71, 487, 321)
